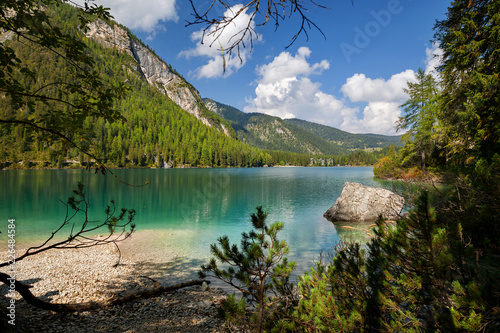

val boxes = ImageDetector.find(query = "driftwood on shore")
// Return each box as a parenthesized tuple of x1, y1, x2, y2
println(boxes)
(0, 271, 208, 312)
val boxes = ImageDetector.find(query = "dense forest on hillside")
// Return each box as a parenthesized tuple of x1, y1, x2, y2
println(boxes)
(0, 4, 382, 170)
(0, 4, 261, 168)
(204, 98, 347, 155)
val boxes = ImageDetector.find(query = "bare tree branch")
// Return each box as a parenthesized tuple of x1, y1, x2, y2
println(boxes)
(186, 0, 330, 67)
(0, 182, 136, 269)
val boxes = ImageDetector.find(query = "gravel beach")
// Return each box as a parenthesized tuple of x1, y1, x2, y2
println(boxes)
(0, 235, 230, 333)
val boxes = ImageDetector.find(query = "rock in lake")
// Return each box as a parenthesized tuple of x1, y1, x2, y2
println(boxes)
(324, 182, 404, 222)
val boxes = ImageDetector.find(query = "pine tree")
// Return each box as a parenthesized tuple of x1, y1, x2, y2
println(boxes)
(434, 0, 500, 175)
(297, 242, 367, 332)
(397, 68, 441, 171)
(294, 191, 491, 331)
(199, 206, 296, 333)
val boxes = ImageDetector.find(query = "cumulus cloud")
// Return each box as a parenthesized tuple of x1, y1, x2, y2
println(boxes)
(341, 70, 415, 103)
(338, 44, 444, 134)
(245, 45, 440, 135)
(179, 4, 259, 78)
(340, 102, 403, 134)
(256, 47, 329, 84)
(244, 47, 352, 127)
(87, 0, 178, 35)
(339, 70, 416, 134)
(245, 47, 408, 134)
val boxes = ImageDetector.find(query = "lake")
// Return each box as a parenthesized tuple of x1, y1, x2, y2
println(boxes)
(0, 167, 392, 279)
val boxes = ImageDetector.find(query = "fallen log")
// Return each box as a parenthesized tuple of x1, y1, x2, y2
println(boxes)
(0, 271, 209, 312)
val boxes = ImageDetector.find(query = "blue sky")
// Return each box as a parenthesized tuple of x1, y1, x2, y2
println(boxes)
(89, 0, 451, 135)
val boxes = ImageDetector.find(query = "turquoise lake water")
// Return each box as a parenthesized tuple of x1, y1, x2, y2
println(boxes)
(0, 167, 392, 276)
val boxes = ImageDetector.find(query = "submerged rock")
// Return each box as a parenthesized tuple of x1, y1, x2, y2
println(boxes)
(332, 221, 377, 244)
(324, 182, 404, 222)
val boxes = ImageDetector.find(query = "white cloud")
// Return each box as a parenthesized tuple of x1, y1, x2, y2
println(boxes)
(179, 4, 259, 78)
(245, 46, 428, 135)
(256, 47, 329, 84)
(424, 42, 443, 79)
(339, 70, 416, 134)
(247, 76, 351, 127)
(245, 47, 353, 129)
(81, 0, 178, 35)
(338, 44, 444, 134)
(341, 102, 402, 134)
(341, 70, 415, 103)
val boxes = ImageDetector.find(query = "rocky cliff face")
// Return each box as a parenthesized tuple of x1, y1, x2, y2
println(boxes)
(204, 99, 219, 115)
(86, 20, 231, 136)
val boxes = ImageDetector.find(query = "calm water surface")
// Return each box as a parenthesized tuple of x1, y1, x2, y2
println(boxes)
(1, 167, 390, 275)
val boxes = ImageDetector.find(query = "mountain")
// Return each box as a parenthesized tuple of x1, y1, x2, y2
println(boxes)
(0, 3, 274, 168)
(0, 3, 385, 169)
(285, 119, 403, 151)
(204, 99, 349, 155)
(204, 99, 402, 155)
(85, 19, 233, 137)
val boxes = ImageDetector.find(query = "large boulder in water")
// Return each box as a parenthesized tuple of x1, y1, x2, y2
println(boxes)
(324, 182, 404, 222)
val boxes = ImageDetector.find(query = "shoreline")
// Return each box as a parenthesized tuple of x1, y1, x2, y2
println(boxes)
(374, 174, 445, 185)
(0, 242, 228, 332)
(1, 161, 375, 171)
(2, 229, 209, 282)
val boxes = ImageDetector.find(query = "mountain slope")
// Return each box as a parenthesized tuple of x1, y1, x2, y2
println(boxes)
(85, 19, 234, 137)
(285, 119, 402, 151)
(204, 99, 402, 155)
(0, 3, 274, 168)
(0, 2, 386, 169)
(204, 99, 347, 155)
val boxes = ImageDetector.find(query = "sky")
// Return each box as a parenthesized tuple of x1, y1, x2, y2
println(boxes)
(86, 0, 451, 135)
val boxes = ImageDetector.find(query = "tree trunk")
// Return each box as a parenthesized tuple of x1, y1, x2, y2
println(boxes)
(0, 272, 208, 312)
(421, 149, 427, 172)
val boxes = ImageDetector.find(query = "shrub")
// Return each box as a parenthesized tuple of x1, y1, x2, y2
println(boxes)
(374, 156, 403, 179)
(199, 206, 297, 333)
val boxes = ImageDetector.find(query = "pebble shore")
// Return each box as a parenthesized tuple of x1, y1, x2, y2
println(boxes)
(0, 243, 230, 332)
